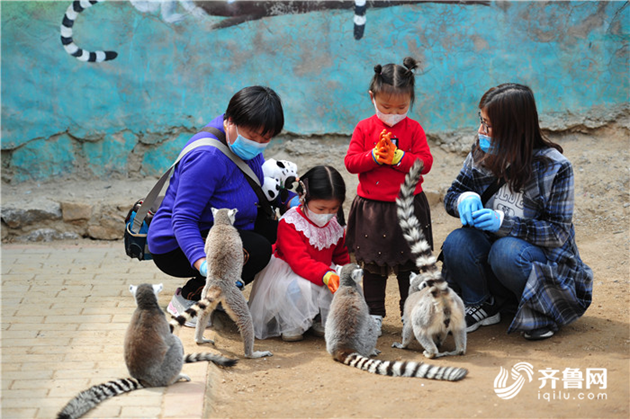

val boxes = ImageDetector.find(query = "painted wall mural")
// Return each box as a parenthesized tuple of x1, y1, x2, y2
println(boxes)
(60, 0, 490, 62)
(1, 1, 628, 183)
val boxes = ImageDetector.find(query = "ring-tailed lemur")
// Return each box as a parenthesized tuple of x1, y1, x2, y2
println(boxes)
(59, 0, 204, 63)
(169, 208, 272, 359)
(57, 283, 237, 419)
(392, 158, 467, 358)
(59, 1, 371, 63)
(325, 264, 467, 381)
(353, 0, 367, 39)
(60, 0, 117, 63)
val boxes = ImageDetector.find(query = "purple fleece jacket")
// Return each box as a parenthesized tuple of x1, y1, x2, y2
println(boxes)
(147, 114, 264, 267)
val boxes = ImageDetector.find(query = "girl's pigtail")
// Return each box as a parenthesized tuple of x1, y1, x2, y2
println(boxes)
(297, 178, 309, 205)
(402, 57, 418, 74)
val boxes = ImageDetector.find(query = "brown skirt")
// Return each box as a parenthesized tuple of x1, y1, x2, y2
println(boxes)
(346, 193, 433, 276)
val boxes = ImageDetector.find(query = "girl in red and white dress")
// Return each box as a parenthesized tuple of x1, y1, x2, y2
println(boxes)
(248, 165, 350, 342)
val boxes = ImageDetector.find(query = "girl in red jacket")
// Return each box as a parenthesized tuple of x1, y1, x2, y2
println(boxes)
(248, 166, 350, 342)
(344, 57, 434, 336)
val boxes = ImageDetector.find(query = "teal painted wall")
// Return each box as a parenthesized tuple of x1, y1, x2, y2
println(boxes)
(1, 1, 628, 183)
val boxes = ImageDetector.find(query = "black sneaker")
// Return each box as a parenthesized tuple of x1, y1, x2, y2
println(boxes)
(465, 297, 501, 333)
(523, 327, 554, 341)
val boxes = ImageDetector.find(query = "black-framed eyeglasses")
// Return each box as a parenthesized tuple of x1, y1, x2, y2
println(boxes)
(478, 111, 492, 134)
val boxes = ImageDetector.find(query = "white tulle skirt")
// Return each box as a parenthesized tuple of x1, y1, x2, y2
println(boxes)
(248, 255, 334, 340)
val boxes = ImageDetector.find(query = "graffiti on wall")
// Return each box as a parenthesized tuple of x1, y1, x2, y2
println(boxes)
(60, 0, 489, 62)
(3, 0, 624, 183)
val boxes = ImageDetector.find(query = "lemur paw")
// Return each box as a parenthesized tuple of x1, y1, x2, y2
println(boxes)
(423, 350, 437, 359)
(195, 337, 215, 345)
(177, 373, 191, 382)
(246, 350, 273, 359)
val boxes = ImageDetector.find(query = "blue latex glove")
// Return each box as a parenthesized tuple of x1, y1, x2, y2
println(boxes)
(199, 260, 208, 277)
(289, 195, 300, 208)
(472, 209, 502, 232)
(457, 195, 483, 226)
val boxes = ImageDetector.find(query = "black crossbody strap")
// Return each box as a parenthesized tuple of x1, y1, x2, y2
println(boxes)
(480, 177, 507, 205)
(198, 127, 260, 187)
(132, 126, 274, 232)
(199, 127, 274, 218)
(132, 137, 219, 233)
(437, 176, 507, 263)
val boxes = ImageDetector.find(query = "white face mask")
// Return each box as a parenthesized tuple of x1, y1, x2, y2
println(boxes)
(305, 206, 335, 227)
(373, 99, 408, 127)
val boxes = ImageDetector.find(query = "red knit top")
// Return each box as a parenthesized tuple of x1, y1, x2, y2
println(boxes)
(344, 115, 433, 202)
(273, 206, 351, 286)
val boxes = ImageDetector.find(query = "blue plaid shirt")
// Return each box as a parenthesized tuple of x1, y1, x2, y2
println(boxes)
(444, 147, 593, 333)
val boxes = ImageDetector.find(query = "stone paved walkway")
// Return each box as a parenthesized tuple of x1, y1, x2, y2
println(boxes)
(1, 241, 212, 418)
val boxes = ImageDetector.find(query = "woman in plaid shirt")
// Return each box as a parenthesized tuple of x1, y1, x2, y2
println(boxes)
(441, 83, 593, 341)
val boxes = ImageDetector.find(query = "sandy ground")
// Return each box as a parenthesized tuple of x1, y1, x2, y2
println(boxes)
(3, 128, 627, 417)
(171, 128, 629, 418)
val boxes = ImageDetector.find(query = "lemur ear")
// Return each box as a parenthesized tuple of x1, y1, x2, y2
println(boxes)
(409, 272, 417, 285)
(351, 267, 364, 283)
(229, 208, 238, 222)
(153, 283, 163, 294)
(129, 285, 137, 295)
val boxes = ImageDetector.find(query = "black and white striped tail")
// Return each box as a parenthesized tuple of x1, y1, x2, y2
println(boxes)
(339, 352, 467, 381)
(396, 159, 441, 280)
(184, 352, 238, 368)
(60, 0, 118, 62)
(353, 0, 366, 39)
(168, 297, 214, 332)
(57, 377, 143, 419)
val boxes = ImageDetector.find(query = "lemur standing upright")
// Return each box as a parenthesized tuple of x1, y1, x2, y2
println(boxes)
(170, 208, 272, 359)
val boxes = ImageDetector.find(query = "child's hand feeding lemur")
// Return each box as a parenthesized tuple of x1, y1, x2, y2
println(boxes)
(322, 271, 340, 293)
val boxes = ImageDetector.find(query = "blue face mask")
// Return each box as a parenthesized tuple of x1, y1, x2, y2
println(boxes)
(228, 127, 268, 160)
(478, 134, 495, 154)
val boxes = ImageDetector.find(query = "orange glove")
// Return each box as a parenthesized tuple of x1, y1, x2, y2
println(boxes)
(376, 131, 404, 165)
(322, 272, 340, 293)
(379, 129, 392, 144)
(372, 130, 393, 165)
(376, 140, 397, 164)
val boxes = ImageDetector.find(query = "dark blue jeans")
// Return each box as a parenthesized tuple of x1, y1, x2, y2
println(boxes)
(442, 227, 547, 306)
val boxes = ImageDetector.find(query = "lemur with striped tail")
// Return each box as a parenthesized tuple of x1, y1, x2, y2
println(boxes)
(60, 0, 117, 63)
(169, 208, 272, 359)
(57, 283, 236, 419)
(393, 158, 467, 358)
(325, 263, 467, 381)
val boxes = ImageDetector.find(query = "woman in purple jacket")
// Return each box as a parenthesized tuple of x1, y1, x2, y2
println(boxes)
(147, 86, 284, 325)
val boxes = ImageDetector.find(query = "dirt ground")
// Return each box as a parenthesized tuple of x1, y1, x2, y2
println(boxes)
(172, 127, 629, 418)
(4, 127, 627, 417)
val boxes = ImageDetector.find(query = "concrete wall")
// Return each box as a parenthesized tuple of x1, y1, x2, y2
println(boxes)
(2, 0, 628, 183)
